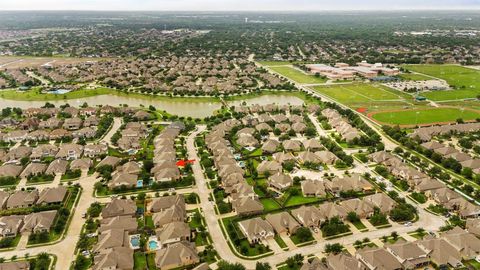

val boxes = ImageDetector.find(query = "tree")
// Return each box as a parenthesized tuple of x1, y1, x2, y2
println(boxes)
(325, 243, 344, 254)
(295, 227, 313, 242)
(217, 260, 246, 270)
(347, 212, 360, 223)
(255, 262, 271, 270)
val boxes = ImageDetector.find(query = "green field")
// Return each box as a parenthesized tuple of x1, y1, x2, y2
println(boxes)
(402, 65, 480, 100)
(313, 84, 408, 104)
(399, 73, 431, 81)
(422, 89, 480, 102)
(371, 107, 480, 125)
(269, 66, 327, 84)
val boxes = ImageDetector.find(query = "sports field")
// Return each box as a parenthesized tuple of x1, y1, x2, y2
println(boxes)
(313, 84, 408, 104)
(402, 65, 480, 100)
(398, 73, 431, 81)
(371, 107, 480, 125)
(269, 66, 327, 84)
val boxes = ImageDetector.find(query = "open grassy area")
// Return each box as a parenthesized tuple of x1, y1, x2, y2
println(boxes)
(261, 198, 282, 211)
(283, 195, 320, 207)
(313, 83, 408, 105)
(402, 64, 480, 100)
(371, 107, 480, 125)
(398, 73, 432, 81)
(422, 89, 480, 101)
(269, 66, 327, 84)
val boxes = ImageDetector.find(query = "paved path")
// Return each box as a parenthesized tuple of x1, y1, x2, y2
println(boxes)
(307, 113, 327, 137)
(100, 117, 122, 146)
(185, 125, 446, 269)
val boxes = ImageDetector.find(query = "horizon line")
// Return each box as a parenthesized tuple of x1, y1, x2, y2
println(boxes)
(0, 8, 479, 12)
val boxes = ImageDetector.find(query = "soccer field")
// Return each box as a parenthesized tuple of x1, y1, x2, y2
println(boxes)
(269, 66, 327, 84)
(313, 84, 407, 103)
(402, 65, 480, 100)
(371, 107, 480, 125)
(398, 73, 431, 81)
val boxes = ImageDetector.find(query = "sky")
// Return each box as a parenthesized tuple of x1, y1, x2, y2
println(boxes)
(1, 0, 480, 11)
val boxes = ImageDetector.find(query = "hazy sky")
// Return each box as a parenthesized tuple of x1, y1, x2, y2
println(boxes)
(1, 0, 480, 11)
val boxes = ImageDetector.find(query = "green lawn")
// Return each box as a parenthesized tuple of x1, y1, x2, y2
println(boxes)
(133, 252, 147, 270)
(351, 220, 367, 231)
(261, 198, 282, 211)
(290, 233, 314, 245)
(399, 73, 432, 81)
(283, 195, 320, 207)
(402, 64, 480, 100)
(410, 192, 427, 204)
(313, 83, 407, 104)
(270, 66, 327, 84)
(423, 89, 480, 101)
(274, 234, 288, 249)
(371, 107, 480, 125)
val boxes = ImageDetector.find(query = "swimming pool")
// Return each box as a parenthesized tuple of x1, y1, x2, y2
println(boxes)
(148, 240, 158, 250)
(48, 89, 71, 94)
(147, 236, 160, 251)
(129, 234, 141, 249)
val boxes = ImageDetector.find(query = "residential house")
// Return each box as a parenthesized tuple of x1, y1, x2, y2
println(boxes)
(93, 246, 134, 270)
(84, 144, 108, 158)
(156, 221, 191, 247)
(154, 241, 199, 270)
(265, 212, 300, 235)
(0, 215, 24, 237)
(63, 117, 83, 130)
(101, 198, 137, 218)
(238, 217, 275, 243)
(55, 143, 83, 160)
(45, 159, 69, 175)
(268, 173, 293, 190)
(232, 197, 263, 216)
(6, 190, 39, 209)
(356, 247, 403, 270)
(291, 206, 323, 228)
(37, 186, 67, 205)
(301, 180, 327, 197)
(21, 210, 57, 233)
(385, 240, 430, 269)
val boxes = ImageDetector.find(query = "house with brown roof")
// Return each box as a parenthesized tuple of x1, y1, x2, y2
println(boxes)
(262, 139, 280, 153)
(156, 221, 191, 247)
(93, 246, 133, 270)
(93, 229, 130, 252)
(6, 190, 39, 209)
(30, 144, 59, 161)
(5, 146, 32, 164)
(257, 160, 282, 175)
(148, 195, 185, 213)
(152, 206, 186, 229)
(49, 128, 71, 140)
(63, 117, 83, 130)
(325, 174, 373, 196)
(0, 261, 30, 270)
(356, 247, 403, 270)
(154, 241, 199, 270)
(55, 143, 83, 160)
(325, 252, 366, 270)
(37, 186, 67, 205)
(317, 202, 348, 220)
(232, 197, 264, 216)
(268, 173, 293, 190)
(384, 240, 430, 269)
(282, 140, 302, 152)
(466, 218, 480, 237)
(0, 190, 9, 209)
(441, 226, 480, 260)
(418, 236, 463, 269)
(238, 217, 275, 244)
(20, 163, 47, 178)
(315, 151, 338, 165)
(45, 159, 69, 175)
(303, 139, 323, 151)
(301, 180, 326, 197)
(340, 198, 374, 218)
(70, 158, 92, 171)
(363, 193, 396, 214)
(84, 115, 100, 127)
(73, 127, 96, 139)
(0, 164, 23, 178)
(108, 172, 138, 189)
(101, 198, 137, 218)
(39, 118, 63, 129)
(84, 144, 108, 158)
(21, 210, 57, 233)
(97, 156, 121, 169)
(99, 215, 138, 234)
(291, 205, 323, 228)
(0, 215, 24, 237)
(265, 212, 300, 235)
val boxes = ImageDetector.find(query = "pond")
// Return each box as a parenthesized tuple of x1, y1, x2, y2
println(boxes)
(0, 93, 304, 118)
